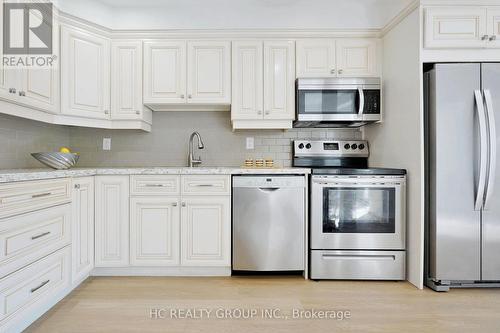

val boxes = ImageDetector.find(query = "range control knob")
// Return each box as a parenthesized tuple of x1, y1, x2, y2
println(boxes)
(351, 144, 358, 150)
(305, 143, 312, 149)
(344, 144, 350, 150)
(298, 143, 304, 149)
(359, 144, 365, 150)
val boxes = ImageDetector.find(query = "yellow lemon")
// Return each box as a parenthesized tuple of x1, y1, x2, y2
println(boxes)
(59, 147, 71, 154)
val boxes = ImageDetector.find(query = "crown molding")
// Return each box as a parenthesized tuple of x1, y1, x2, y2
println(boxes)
(380, 0, 421, 37)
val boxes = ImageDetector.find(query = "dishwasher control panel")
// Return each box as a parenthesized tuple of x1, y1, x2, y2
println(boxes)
(232, 176, 305, 188)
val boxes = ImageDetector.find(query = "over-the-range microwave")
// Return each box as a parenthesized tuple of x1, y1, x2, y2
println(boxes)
(294, 77, 381, 128)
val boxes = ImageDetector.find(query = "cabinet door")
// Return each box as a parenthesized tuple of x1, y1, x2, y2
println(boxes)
(263, 41, 295, 120)
(0, 3, 17, 102)
(187, 41, 231, 104)
(296, 39, 336, 77)
(95, 176, 129, 267)
(424, 7, 488, 49)
(335, 39, 378, 77)
(61, 26, 111, 119)
(71, 177, 94, 285)
(231, 41, 263, 120)
(143, 41, 186, 104)
(130, 197, 180, 266)
(487, 8, 500, 48)
(181, 196, 230, 266)
(111, 41, 143, 119)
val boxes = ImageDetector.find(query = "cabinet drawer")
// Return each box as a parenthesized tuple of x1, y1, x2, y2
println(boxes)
(130, 175, 180, 196)
(310, 250, 405, 280)
(0, 246, 70, 323)
(0, 179, 71, 219)
(0, 205, 71, 278)
(181, 175, 231, 195)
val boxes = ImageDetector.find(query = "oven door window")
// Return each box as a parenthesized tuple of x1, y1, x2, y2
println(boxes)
(322, 187, 396, 233)
(298, 90, 359, 114)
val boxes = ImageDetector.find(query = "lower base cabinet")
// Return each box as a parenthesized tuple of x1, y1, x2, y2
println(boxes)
(130, 197, 180, 266)
(181, 197, 231, 266)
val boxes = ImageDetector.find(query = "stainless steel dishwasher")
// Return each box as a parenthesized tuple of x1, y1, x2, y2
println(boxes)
(232, 176, 305, 271)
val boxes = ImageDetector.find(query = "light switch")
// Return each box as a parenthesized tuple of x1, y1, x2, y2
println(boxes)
(246, 137, 254, 150)
(103, 138, 111, 151)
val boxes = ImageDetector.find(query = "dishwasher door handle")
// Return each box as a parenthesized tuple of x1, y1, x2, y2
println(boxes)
(258, 187, 280, 192)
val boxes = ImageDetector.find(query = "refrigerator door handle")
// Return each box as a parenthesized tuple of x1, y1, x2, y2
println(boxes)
(475, 90, 489, 211)
(483, 89, 497, 210)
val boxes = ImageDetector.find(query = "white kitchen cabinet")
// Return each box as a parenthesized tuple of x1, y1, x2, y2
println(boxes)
(263, 41, 295, 120)
(231, 41, 264, 120)
(130, 197, 180, 266)
(61, 26, 111, 119)
(336, 39, 377, 77)
(296, 39, 336, 77)
(95, 176, 129, 267)
(181, 196, 231, 266)
(424, 7, 488, 49)
(71, 177, 94, 285)
(187, 41, 231, 104)
(487, 8, 500, 47)
(143, 41, 186, 104)
(232, 40, 295, 128)
(111, 41, 143, 119)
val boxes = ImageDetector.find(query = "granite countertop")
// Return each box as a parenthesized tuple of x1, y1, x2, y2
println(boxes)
(0, 167, 311, 183)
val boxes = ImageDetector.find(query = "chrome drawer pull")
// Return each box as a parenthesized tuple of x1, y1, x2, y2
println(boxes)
(143, 184, 165, 187)
(193, 184, 216, 187)
(322, 254, 395, 261)
(32, 192, 51, 199)
(30, 280, 50, 293)
(31, 231, 51, 240)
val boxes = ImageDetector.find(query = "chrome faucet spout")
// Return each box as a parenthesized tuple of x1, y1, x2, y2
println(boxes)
(188, 132, 204, 167)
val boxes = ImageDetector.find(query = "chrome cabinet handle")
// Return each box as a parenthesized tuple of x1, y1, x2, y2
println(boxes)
(144, 184, 165, 187)
(338, 69, 344, 74)
(482, 35, 489, 41)
(31, 231, 51, 240)
(265, 110, 270, 115)
(193, 184, 215, 187)
(257, 110, 262, 115)
(490, 36, 497, 41)
(74, 184, 80, 189)
(188, 94, 192, 99)
(19, 91, 26, 96)
(30, 280, 50, 293)
(32, 192, 51, 199)
(11, 88, 16, 94)
(180, 94, 185, 99)
(135, 110, 140, 115)
(330, 69, 336, 74)
(181, 202, 186, 207)
(172, 202, 178, 207)
(104, 110, 109, 114)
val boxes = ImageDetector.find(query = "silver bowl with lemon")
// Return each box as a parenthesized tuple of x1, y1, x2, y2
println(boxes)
(31, 147, 80, 170)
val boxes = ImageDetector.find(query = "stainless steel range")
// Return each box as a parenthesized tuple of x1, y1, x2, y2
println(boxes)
(293, 140, 407, 280)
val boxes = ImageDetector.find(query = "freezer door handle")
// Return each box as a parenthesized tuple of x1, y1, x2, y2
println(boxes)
(475, 90, 489, 211)
(484, 89, 497, 210)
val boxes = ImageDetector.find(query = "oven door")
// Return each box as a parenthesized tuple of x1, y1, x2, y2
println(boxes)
(297, 86, 364, 122)
(311, 176, 406, 250)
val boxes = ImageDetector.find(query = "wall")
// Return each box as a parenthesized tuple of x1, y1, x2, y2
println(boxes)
(363, 8, 424, 289)
(54, 0, 413, 30)
(0, 113, 70, 169)
(68, 111, 361, 167)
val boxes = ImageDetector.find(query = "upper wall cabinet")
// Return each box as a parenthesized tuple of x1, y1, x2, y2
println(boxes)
(111, 41, 144, 120)
(143, 40, 231, 109)
(296, 39, 378, 77)
(143, 41, 186, 104)
(424, 6, 500, 49)
(232, 40, 295, 129)
(61, 26, 111, 119)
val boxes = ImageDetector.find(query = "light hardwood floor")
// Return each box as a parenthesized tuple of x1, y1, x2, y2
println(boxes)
(27, 276, 500, 333)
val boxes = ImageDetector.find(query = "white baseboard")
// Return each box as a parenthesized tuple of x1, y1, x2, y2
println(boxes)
(91, 266, 232, 277)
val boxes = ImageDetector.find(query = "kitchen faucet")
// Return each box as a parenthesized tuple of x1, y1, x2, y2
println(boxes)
(188, 131, 205, 167)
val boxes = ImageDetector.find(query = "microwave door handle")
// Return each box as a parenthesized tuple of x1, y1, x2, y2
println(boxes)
(474, 90, 488, 211)
(484, 89, 497, 210)
(358, 88, 365, 116)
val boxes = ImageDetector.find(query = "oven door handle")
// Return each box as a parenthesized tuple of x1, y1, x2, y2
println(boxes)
(358, 88, 365, 116)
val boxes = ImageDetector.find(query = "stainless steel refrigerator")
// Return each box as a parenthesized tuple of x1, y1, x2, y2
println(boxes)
(425, 63, 500, 291)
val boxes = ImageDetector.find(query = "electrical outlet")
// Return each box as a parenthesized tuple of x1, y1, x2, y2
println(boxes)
(246, 137, 254, 150)
(103, 138, 111, 151)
